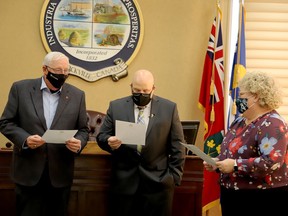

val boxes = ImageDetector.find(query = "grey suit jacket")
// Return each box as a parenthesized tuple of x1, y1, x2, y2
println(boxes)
(0, 77, 89, 187)
(97, 95, 185, 194)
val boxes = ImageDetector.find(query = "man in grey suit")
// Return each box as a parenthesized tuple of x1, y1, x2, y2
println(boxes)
(96, 69, 186, 216)
(0, 51, 89, 216)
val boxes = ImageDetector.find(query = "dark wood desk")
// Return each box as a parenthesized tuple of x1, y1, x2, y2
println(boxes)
(0, 146, 203, 216)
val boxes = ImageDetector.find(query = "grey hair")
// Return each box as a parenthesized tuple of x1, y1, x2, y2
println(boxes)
(42, 51, 69, 66)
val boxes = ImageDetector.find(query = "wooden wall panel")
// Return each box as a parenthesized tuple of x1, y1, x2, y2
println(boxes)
(0, 151, 203, 216)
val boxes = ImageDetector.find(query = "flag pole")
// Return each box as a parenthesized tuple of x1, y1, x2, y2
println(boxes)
(210, 0, 221, 123)
(236, 1, 243, 64)
(232, 1, 243, 115)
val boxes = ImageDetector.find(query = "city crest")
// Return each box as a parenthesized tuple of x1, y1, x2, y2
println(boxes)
(40, 0, 144, 82)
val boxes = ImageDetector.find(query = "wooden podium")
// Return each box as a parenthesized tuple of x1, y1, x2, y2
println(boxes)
(0, 144, 203, 216)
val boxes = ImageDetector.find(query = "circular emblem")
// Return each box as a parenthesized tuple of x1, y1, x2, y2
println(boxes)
(40, 0, 144, 82)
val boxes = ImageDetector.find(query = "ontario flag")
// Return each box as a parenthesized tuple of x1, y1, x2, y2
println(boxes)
(228, 2, 246, 127)
(198, 5, 224, 213)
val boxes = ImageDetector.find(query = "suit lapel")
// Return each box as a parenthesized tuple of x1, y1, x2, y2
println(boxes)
(50, 84, 70, 128)
(146, 96, 159, 136)
(126, 97, 135, 123)
(31, 78, 47, 130)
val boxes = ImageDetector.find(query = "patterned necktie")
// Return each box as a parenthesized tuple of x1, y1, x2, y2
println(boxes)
(137, 107, 145, 152)
(137, 107, 145, 124)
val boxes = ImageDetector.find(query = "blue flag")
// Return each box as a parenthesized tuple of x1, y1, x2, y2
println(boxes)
(228, 3, 246, 127)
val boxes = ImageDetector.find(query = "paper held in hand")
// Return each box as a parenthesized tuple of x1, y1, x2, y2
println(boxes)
(115, 120, 146, 146)
(42, 130, 77, 144)
(180, 142, 216, 166)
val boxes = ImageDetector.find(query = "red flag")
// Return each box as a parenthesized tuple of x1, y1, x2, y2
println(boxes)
(198, 5, 224, 213)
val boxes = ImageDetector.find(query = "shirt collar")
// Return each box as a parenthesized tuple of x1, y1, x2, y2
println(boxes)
(41, 76, 62, 94)
(134, 101, 151, 110)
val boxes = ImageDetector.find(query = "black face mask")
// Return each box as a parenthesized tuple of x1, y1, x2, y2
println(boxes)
(132, 92, 152, 107)
(235, 98, 248, 114)
(46, 71, 68, 89)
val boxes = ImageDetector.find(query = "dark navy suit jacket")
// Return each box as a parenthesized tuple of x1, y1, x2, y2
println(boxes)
(97, 95, 186, 194)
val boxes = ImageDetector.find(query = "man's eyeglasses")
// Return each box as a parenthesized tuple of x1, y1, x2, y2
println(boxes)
(46, 66, 69, 74)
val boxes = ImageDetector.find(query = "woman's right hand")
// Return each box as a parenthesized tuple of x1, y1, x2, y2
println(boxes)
(203, 158, 219, 171)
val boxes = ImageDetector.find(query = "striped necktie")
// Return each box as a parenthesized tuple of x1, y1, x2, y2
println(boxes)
(137, 107, 145, 152)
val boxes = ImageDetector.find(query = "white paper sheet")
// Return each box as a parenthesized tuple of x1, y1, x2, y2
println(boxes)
(42, 130, 78, 144)
(180, 142, 216, 166)
(116, 120, 146, 146)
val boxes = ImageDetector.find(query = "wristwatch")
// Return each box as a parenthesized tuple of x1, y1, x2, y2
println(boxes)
(234, 160, 238, 173)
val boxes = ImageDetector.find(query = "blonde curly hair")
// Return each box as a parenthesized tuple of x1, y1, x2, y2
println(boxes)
(238, 71, 282, 109)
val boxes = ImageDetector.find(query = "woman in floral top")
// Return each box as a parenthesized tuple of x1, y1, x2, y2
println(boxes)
(204, 71, 288, 216)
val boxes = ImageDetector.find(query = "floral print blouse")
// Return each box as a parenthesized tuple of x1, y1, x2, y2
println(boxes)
(218, 110, 288, 190)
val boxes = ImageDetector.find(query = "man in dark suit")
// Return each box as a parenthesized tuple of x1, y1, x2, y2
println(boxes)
(96, 69, 186, 216)
(0, 51, 89, 216)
